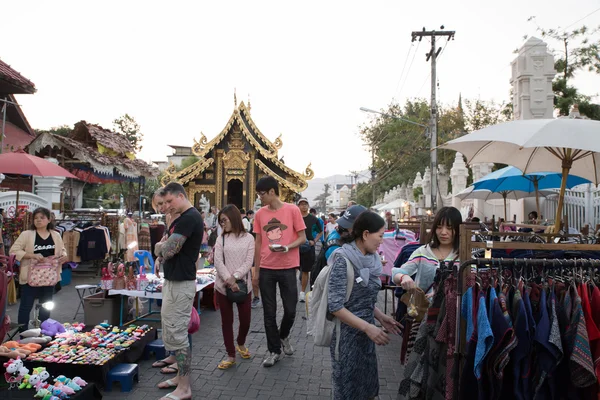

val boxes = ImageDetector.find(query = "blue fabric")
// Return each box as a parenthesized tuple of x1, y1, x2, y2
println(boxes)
(472, 166, 590, 192)
(475, 291, 494, 380)
(488, 287, 498, 320)
(511, 292, 530, 400)
(462, 287, 475, 341)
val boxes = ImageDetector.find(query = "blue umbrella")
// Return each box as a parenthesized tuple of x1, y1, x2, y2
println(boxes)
(473, 166, 590, 219)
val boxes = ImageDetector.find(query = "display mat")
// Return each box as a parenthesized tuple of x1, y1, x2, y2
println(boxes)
(0, 382, 103, 399)
(1, 327, 156, 387)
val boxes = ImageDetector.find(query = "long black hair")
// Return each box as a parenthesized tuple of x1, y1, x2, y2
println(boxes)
(30, 207, 54, 231)
(429, 206, 462, 251)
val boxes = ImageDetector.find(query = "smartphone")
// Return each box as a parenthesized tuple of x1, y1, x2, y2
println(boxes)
(269, 244, 286, 252)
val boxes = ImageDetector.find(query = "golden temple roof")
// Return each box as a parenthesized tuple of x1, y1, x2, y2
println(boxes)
(162, 101, 313, 190)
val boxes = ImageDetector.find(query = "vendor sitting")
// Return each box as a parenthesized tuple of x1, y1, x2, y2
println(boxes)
(10, 207, 67, 331)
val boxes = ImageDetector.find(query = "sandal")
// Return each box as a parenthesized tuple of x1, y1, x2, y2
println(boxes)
(217, 359, 236, 370)
(236, 345, 251, 359)
(161, 364, 178, 374)
(158, 379, 178, 389)
(152, 359, 173, 368)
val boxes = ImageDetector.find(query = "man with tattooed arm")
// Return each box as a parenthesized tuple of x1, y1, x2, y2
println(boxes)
(155, 182, 204, 400)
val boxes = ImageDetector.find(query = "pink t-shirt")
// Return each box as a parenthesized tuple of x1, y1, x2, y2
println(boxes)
(253, 202, 306, 270)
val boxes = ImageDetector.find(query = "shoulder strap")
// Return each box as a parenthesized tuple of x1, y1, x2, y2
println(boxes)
(222, 235, 225, 265)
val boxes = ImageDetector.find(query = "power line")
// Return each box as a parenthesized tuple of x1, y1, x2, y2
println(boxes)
(563, 6, 600, 30)
(396, 41, 421, 101)
(393, 44, 414, 98)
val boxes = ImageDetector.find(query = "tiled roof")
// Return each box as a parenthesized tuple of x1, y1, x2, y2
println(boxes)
(72, 121, 135, 156)
(0, 59, 36, 94)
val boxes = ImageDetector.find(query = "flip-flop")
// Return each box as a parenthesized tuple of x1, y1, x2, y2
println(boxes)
(217, 359, 236, 370)
(158, 379, 177, 389)
(152, 359, 172, 368)
(162, 392, 191, 400)
(160, 365, 178, 374)
(236, 345, 251, 359)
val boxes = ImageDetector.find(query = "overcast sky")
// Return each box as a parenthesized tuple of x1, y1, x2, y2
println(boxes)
(3, 1, 599, 179)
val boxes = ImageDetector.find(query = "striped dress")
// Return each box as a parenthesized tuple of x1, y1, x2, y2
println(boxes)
(391, 244, 457, 293)
(328, 256, 380, 400)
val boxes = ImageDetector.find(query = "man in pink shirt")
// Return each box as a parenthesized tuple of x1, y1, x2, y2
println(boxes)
(252, 176, 307, 367)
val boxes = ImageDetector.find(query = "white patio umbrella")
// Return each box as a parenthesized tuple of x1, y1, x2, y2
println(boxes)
(456, 186, 556, 220)
(439, 118, 600, 232)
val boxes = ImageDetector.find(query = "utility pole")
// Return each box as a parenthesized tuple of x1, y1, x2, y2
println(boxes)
(371, 147, 376, 205)
(411, 26, 455, 212)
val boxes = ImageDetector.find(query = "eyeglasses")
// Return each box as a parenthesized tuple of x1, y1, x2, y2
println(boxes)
(257, 191, 267, 197)
(219, 218, 229, 225)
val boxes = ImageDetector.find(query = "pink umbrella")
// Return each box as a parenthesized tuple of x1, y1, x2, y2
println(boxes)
(0, 150, 77, 211)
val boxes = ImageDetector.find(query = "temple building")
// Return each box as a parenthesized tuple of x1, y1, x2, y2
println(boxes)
(162, 99, 313, 210)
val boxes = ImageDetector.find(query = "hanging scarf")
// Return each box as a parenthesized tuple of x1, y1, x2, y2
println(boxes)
(330, 241, 382, 288)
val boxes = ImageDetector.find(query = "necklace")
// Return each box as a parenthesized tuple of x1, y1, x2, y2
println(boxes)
(433, 246, 452, 261)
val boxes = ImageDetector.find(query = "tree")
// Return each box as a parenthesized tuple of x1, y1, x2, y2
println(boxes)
(359, 98, 509, 203)
(36, 124, 72, 137)
(530, 18, 600, 119)
(113, 114, 144, 152)
(177, 156, 199, 171)
(313, 183, 331, 213)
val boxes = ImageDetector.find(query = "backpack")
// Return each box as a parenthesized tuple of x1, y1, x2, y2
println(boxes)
(306, 255, 354, 361)
(310, 239, 340, 287)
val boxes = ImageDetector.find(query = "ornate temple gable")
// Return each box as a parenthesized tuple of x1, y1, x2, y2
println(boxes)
(162, 101, 313, 191)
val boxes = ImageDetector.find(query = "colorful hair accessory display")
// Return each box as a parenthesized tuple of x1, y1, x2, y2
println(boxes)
(26, 324, 152, 366)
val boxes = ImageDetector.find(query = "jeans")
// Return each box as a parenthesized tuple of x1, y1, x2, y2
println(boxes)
(18, 284, 54, 328)
(259, 268, 298, 354)
(216, 291, 252, 357)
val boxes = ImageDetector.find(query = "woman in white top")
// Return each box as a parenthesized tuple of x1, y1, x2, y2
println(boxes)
(214, 205, 255, 370)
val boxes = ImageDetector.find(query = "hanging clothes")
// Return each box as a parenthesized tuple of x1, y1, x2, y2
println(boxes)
(123, 217, 138, 261)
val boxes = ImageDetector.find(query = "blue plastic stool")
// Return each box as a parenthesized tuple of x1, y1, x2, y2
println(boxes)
(134, 250, 155, 274)
(105, 363, 139, 392)
(144, 339, 166, 360)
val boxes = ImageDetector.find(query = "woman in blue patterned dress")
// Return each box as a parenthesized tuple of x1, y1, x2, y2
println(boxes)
(327, 211, 402, 400)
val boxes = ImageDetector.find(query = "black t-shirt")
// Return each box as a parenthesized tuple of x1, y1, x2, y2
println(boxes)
(302, 214, 322, 242)
(34, 232, 55, 258)
(163, 207, 204, 281)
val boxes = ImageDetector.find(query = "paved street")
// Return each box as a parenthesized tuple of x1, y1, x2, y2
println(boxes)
(6, 272, 403, 399)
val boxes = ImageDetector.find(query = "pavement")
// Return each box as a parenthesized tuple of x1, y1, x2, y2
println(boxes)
(5, 271, 404, 399)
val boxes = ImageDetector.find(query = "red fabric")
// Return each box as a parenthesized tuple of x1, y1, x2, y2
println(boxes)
(580, 284, 600, 342)
(590, 286, 600, 390)
(0, 150, 77, 178)
(216, 291, 252, 357)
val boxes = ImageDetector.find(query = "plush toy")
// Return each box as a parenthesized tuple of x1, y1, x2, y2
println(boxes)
(33, 367, 50, 386)
(0, 345, 22, 359)
(3, 357, 24, 383)
(18, 371, 38, 389)
(55, 375, 81, 391)
(40, 319, 66, 337)
(72, 376, 88, 387)
(20, 328, 42, 338)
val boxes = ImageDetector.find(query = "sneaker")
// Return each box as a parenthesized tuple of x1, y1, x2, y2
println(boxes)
(251, 297, 262, 309)
(299, 291, 305, 303)
(262, 352, 283, 367)
(281, 337, 295, 355)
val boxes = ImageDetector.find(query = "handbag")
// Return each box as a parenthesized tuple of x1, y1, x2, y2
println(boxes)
(221, 235, 249, 303)
(28, 259, 60, 287)
(188, 307, 200, 334)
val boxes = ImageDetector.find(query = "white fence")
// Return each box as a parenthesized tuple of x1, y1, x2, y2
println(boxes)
(544, 185, 600, 230)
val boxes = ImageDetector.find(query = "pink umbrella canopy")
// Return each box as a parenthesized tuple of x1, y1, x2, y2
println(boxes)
(0, 149, 77, 178)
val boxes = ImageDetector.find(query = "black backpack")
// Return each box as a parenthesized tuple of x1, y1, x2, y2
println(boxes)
(310, 239, 340, 287)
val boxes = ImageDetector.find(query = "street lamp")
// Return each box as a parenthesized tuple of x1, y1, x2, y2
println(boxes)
(360, 107, 434, 210)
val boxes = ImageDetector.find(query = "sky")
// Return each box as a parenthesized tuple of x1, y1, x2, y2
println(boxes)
(3, 1, 600, 180)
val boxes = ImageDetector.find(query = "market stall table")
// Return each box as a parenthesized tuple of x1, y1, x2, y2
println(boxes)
(1, 327, 156, 387)
(109, 280, 215, 325)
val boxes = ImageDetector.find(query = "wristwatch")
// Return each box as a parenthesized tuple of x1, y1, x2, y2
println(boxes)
(233, 272, 241, 280)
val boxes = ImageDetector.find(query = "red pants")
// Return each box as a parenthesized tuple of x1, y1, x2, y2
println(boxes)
(216, 291, 252, 357)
